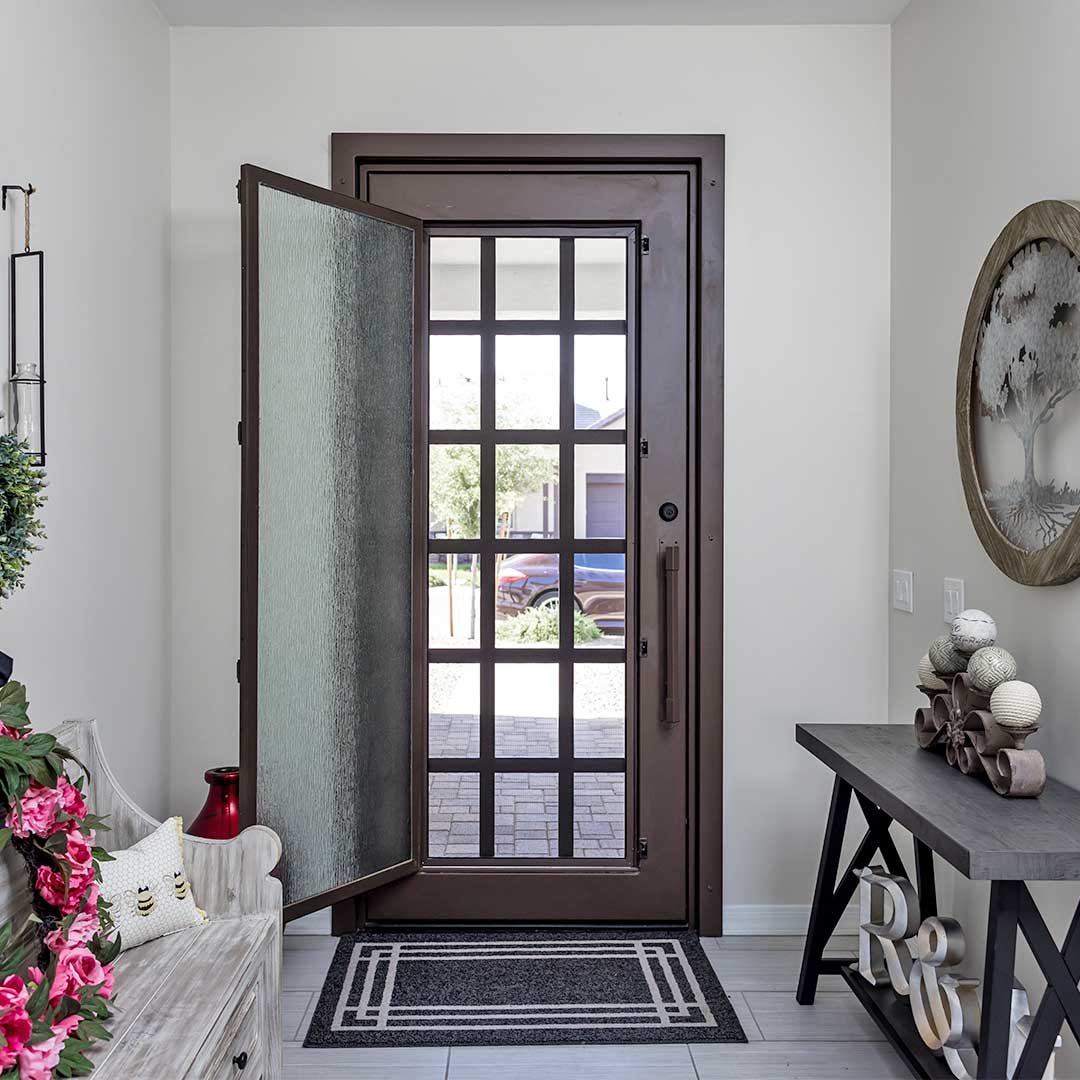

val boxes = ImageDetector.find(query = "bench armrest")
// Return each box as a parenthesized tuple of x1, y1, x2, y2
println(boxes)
(50, 719, 283, 920)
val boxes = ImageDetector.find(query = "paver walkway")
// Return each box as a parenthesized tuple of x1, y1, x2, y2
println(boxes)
(427, 714, 625, 859)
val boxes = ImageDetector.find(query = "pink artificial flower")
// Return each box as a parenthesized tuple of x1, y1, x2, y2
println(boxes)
(35, 864, 93, 915)
(17, 1032, 63, 1080)
(63, 830, 93, 872)
(53, 945, 113, 1003)
(0, 722, 22, 740)
(5, 782, 60, 838)
(0, 975, 31, 1070)
(25, 968, 43, 987)
(51, 1014, 80, 1038)
(55, 777, 86, 820)
(44, 909, 99, 953)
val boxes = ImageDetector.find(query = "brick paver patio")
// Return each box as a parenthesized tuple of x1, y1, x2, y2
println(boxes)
(427, 714, 625, 859)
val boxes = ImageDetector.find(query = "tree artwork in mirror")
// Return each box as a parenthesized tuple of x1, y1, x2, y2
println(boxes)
(958, 200, 1080, 585)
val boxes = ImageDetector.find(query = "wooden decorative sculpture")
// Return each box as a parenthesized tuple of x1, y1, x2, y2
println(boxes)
(915, 609, 1046, 797)
(915, 674, 1046, 797)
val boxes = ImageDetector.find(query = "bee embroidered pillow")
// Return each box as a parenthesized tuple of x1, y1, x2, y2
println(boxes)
(98, 817, 207, 952)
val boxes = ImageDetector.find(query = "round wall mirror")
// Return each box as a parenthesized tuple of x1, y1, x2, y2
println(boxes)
(958, 200, 1080, 585)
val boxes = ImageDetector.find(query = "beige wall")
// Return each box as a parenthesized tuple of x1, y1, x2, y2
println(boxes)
(891, 0, 1080, 1069)
(169, 23, 892, 921)
(0, 0, 171, 815)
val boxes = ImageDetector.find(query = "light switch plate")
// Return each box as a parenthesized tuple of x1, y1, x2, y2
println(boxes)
(892, 569, 914, 613)
(944, 577, 964, 624)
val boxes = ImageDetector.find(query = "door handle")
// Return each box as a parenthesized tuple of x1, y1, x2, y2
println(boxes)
(663, 544, 680, 726)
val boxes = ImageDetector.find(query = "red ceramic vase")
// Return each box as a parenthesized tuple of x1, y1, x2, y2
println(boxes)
(189, 767, 240, 839)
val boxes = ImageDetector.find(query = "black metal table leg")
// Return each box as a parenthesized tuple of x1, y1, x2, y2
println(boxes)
(977, 881, 1021, 1079)
(1013, 888, 1080, 1078)
(797, 775, 852, 1005)
(914, 838, 937, 918)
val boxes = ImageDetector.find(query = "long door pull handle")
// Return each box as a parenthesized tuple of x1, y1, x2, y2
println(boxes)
(663, 544, 680, 726)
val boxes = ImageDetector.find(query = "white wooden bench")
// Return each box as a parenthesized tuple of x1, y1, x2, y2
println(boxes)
(0, 719, 283, 1080)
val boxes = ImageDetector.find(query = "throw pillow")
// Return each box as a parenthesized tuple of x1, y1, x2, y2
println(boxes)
(98, 817, 207, 952)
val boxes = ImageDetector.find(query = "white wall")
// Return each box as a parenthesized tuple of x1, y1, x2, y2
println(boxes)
(0, 0, 171, 815)
(891, 0, 1080, 1070)
(169, 24, 892, 916)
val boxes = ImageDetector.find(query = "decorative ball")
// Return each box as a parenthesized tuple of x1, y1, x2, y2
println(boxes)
(967, 646, 1018, 693)
(928, 635, 968, 675)
(918, 654, 949, 691)
(950, 609, 997, 653)
(990, 680, 1042, 731)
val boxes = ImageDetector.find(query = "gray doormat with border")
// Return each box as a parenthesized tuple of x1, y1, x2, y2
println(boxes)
(304, 930, 747, 1047)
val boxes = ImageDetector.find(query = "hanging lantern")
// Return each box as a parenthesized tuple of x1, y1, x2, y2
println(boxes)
(4, 184, 44, 466)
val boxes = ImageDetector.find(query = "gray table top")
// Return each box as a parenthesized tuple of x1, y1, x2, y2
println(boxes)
(796, 723, 1080, 881)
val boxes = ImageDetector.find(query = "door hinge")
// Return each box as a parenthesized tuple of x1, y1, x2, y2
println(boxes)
(236, 179, 242, 204)
(236, 659, 241, 683)
(237, 420, 243, 445)
(638, 837, 649, 860)
(638, 638, 648, 657)
(640, 235, 650, 255)
(639, 437, 649, 457)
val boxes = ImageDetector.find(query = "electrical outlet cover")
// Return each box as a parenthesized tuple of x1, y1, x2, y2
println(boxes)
(892, 570, 914, 613)
(944, 577, 965, 624)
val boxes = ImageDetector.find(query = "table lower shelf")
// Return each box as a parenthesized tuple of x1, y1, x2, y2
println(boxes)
(837, 964, 953, 1080)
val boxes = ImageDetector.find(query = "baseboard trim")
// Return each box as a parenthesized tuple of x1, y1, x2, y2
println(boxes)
(722, 903, 860, 937)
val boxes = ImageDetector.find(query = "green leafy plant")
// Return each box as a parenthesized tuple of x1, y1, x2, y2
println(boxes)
(494, 605, 602, 645)
(0, 435, 46, 602)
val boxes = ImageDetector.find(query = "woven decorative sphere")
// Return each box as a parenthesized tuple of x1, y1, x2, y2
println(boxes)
(967, 646, 1018, 693)
(918, 654, 949, 691)
(950, 609, 997, 653)
(928, 634, 968, 675)
(990, 680, 1042, 731)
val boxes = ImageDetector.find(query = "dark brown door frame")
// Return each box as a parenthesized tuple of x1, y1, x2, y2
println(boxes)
(330, 134, 725, 935)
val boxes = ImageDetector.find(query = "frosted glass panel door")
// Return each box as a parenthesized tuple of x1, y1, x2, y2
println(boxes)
(239, 166, 421, 916)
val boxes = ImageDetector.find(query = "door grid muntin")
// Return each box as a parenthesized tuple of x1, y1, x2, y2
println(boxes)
(425, 226, 636, 865)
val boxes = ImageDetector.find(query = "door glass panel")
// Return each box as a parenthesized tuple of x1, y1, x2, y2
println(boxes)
(496, 336, 560, 429)
(495, 553, 559, 648)
(254, 180, 414, 906)
(574, 336, 626, 429)
(495, 444, 559, 538)
(575, 238, 626, 320)
(495, 773, 559, 856)
(429, 552, 481, 648)
(574, 663, 625, 758)
(495, 663, 558, 757)
(429, 444, 480, 540)
(429, 664, 479, 758)
(496, 238, 559, 320)
(574, 773, 625, 858)
(428, 772, 480, 858)
(430, 237, 480, 321)
(576, 452, 626, 539)
(574, 553, 626, 648)
(430, 336, 480, 429)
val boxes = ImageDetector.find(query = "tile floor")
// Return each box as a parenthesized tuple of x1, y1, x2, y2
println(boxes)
(282, 933, 910, 1079)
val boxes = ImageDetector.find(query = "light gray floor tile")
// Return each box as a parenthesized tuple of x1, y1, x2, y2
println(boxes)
(702, 948, 848, 993)
(742, 992, 884, 1041)
(727, 991, 764, 1041)
(283, 990, 315, 1041)
(284, 1045, 450, 1078)
(448, 1043, 695, 1080)
(700, 935, 857, 953)
(283, 936, 338, 991)
(689, 1040, 910, 1079)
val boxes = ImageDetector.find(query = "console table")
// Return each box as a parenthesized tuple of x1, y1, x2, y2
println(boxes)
(796, 723, 1080, 1080)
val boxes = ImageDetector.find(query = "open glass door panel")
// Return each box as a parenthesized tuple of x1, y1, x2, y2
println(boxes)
(238, 165, 422, 920)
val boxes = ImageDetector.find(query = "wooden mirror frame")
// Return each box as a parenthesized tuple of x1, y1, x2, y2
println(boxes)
(956, 199, 1080, 586)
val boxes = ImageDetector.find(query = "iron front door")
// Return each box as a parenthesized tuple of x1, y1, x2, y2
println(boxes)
(336, 145, 700, 923)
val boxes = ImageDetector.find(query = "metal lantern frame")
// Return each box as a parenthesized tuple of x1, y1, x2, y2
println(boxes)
(3, 184, 45, 467)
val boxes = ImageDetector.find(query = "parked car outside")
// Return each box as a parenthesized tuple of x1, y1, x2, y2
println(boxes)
(495, 552, 625, 634)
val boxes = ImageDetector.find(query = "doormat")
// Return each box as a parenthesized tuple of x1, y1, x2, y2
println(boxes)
(304, 930, 747, 1047)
